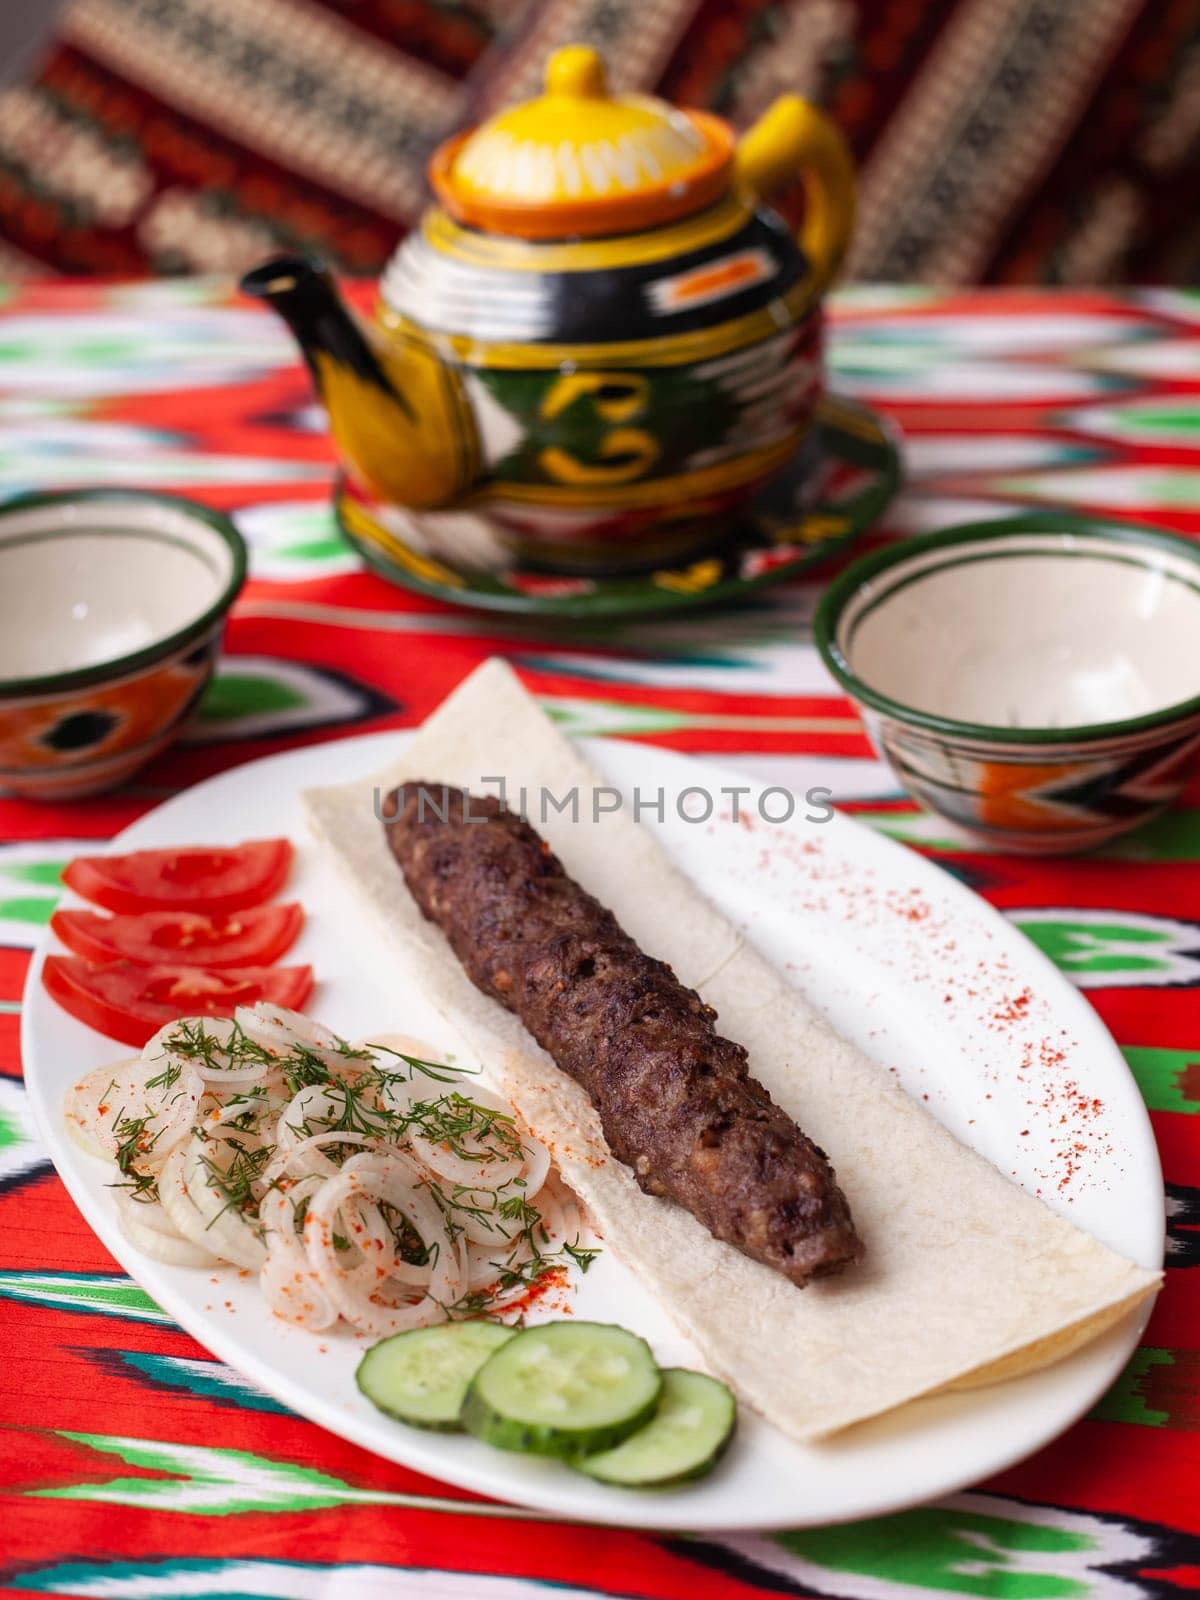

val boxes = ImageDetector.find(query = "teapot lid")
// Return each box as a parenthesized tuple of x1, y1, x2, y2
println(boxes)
(429, 45, 734, 240)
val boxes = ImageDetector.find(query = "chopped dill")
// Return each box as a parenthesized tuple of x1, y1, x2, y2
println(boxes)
(563, 1239, 600, 1273)
(196, 1137, 275, 1228)
(144, 1059, 182, 1094)
(161, 1017, 273, 1075)
(107, 1107, 163, 1205)
(365, 1043, 478, 1084)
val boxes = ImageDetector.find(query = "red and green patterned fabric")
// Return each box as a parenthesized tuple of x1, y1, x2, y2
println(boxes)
(0, 0, 1197, 284)
(2, 280, 1200, 1595)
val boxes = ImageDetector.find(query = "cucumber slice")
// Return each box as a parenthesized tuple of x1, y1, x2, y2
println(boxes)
(577, 1368, 736, 1487)
(357, 1320, 515, 1430)
(462, 1321, 662, 1459)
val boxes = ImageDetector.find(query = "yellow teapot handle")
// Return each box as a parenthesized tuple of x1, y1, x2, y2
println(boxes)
(734, 96, 855, 292)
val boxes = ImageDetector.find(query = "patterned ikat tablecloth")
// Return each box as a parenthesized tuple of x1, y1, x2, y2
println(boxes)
(0, 281, 1198, 1597)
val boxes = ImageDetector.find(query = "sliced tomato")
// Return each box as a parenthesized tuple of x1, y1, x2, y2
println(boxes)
(42, 956, 314, 1048)
(51, 903, 304, 969)
(62, 839, 293, 915)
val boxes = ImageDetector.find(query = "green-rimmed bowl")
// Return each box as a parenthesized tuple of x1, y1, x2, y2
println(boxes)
(0, 489, 246, 800)
(815, 512, 1200, 854)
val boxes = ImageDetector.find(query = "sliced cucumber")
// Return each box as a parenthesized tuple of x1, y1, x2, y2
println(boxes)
(357, 1320, 515, 1430)
(577, 1367, 736, 1487)
(462, 1321, 662, 1459)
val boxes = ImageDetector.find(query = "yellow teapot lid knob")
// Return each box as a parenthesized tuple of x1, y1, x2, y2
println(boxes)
(431, 40, 734, 238)
(545, 45, 609, 98)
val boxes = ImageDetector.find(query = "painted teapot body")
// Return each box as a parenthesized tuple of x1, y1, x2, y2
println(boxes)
(244, 46, 855, 575)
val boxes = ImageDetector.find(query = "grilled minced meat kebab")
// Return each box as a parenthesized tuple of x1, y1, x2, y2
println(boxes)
(384, 783, 863, 1286)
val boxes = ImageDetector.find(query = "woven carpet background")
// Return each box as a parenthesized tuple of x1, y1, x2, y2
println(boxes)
(0, 0, 1196, 285)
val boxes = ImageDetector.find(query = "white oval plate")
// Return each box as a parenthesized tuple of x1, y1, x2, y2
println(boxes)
(22, 733, 1162, 1530)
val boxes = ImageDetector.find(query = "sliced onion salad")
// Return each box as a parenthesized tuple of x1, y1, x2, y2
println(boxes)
(64, 1002, 595, 1333)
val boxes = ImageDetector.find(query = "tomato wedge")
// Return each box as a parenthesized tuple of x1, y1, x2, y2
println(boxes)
(51, 903, 304, 969)
(42, 956, 314, 1047)
(62, 839, 293, 914)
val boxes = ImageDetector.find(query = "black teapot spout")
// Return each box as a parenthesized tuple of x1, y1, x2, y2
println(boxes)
(239, 255, 402, 397)
(240, 254, 470, 508)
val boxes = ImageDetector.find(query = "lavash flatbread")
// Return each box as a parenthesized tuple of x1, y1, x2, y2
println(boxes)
(302, 658, 1160, 1441)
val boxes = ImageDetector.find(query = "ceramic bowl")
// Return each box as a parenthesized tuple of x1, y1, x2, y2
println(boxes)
(815, 513, 1200, 854)
(0, 489, 246, 799)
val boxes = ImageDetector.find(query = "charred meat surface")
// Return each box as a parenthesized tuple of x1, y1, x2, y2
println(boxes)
(384, 782, 863, 1285)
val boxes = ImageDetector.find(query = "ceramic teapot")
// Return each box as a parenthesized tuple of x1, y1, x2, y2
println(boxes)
(242, 45, 855, 575)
